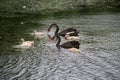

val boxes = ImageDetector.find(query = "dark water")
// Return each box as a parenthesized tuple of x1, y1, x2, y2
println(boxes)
(0, 12, 120, 80)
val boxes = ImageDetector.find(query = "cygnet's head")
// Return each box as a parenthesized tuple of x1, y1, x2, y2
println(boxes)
(21, 38, 25, 42)
(34, 30, 37, 32)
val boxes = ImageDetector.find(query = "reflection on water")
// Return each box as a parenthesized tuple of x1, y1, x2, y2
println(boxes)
(0, 13, 120, 80)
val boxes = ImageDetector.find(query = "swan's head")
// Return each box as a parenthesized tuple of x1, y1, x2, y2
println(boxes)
(47, 28, 50, 33)
(47, 23, 59, 33)
(34, 30, 37, 33)
(21, 38, 25, 42)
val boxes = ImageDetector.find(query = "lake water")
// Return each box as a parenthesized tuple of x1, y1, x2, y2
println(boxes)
(0, 12, 120, 80)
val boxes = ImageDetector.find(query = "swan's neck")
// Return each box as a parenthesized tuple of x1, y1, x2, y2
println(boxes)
(56, 35, 61, 50)
(55, 24, 59, 34)
(47, 34, 51, 39)
(49, 23, 59, 34)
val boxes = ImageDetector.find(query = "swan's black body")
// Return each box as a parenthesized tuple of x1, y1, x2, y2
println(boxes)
(47, 23, 79, 37)
(55, 34, 80, 50)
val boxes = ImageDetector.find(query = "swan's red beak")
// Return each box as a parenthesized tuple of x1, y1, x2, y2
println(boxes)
(50, 37, 55, 42)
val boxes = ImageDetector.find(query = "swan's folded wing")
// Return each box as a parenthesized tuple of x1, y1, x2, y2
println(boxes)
(60, 41, 74, 49)
(59, 28, 78, 36)
(61, 41, 80, 49)
(71, 41, 80, 49)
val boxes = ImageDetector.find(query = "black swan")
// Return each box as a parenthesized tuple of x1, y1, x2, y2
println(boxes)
(47, 23, 79, 37)
(55, 34, 80, 50)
